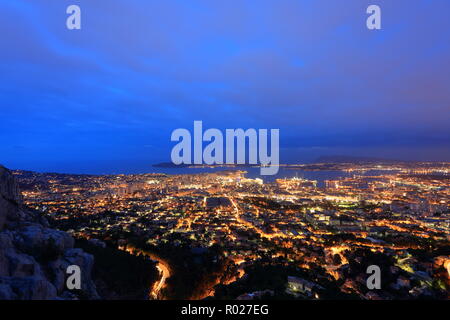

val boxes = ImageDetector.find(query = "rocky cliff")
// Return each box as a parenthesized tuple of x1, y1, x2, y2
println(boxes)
(0, 165, 98, 299)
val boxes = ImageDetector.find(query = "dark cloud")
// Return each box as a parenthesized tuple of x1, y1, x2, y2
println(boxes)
(0, 0, 449, 172)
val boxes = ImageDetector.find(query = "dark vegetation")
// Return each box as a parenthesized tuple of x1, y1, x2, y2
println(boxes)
(75, 238, 159, 299)
(213, 262, 359, 300)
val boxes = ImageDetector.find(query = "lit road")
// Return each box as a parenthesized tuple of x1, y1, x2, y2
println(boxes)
(150, 261, 170, 299)
(122, 246, 171, 300)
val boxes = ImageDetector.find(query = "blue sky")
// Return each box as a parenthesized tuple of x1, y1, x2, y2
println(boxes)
(1, 0, 449, 173)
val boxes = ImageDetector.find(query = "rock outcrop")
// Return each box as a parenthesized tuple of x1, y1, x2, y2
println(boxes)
(0, 165, 98, 300)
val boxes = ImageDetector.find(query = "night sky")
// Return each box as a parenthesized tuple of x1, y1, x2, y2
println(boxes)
(1, 0, 449, 174)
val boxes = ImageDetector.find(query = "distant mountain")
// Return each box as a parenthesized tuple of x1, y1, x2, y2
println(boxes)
(314, 155, 404, 164)
(153, 162, 191, 168)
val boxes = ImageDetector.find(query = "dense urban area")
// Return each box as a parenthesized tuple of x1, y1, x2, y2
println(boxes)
(14, 161, 450, 300)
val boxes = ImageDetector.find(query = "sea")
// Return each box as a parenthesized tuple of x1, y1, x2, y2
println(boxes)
(146, 166, 396, 188)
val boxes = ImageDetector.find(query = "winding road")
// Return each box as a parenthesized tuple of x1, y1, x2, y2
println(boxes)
(150, 260, 170, 299)
(122, 246, 171, 300)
